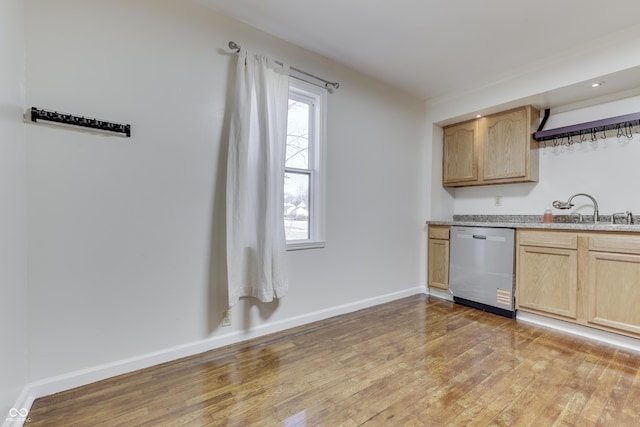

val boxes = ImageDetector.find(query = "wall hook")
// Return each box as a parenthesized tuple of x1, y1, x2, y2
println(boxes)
(30, 107, 131, 137)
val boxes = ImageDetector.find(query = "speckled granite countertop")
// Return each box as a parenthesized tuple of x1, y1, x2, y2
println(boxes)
(426, 215, 640, 232)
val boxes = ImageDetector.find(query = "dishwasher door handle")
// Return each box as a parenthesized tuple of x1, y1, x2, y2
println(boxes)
(472, 234, 487, 240)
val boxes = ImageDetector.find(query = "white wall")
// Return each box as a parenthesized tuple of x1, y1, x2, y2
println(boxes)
(24, 0, 425, 385)
(0, 0, 28, 420)
(424, 24, 640, 220)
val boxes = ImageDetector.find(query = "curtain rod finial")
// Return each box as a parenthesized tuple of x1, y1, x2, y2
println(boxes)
(228, 41, 241, 53)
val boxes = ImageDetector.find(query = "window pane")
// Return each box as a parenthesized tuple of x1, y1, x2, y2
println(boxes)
(284, 172, 310, 240)
(286, 100, 309, 169)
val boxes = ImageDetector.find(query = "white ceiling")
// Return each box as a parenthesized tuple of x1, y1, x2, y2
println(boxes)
(201, 0, 640, 104)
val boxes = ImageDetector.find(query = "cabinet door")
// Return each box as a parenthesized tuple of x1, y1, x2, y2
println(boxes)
(517, 245, 577, 319)
(587, 252, 640, 335)
(428, 238, 449, 290)
(483, 108, 529, 181)
(443, 121, 478, 185)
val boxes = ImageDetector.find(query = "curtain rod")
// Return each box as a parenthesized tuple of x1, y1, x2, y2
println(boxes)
(228, 41, 340, 90)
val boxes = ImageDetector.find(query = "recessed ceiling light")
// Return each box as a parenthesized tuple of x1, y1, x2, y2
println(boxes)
(590, 82, 604, 88)
(476, 114, 483, 118)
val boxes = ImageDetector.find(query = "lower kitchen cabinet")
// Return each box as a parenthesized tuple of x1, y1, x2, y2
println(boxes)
(517, 245, 577, 319)
(517, 229, 640, 338)
(428, 225, 450, 291)
(587, 235, 640, 335)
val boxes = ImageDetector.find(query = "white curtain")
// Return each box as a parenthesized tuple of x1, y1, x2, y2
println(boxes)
(226, 49, 290, 307)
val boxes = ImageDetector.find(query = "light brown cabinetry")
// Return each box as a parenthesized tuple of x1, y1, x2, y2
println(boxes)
(518, 244, 578, 320)
(443, 105, 539, 187)
(428, 225, 450, 291)
(443, 121, 478, 185)
(586, 235, 640, 335)
(517, 230, 640, 338)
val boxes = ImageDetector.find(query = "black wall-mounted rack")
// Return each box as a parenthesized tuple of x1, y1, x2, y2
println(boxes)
(30, 107, 131, 137)
(534, 111, 640, 143)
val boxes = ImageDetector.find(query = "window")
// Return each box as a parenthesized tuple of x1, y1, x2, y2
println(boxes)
(284, 79, 326, 250)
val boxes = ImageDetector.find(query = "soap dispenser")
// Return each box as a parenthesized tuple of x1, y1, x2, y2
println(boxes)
(543, 208, 553, 223)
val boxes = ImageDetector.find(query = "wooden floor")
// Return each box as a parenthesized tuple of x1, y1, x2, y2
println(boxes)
(28, 295, 640, 426)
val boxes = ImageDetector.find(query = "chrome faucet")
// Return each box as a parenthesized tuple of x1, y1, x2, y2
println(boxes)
(552, 193, 600, 223)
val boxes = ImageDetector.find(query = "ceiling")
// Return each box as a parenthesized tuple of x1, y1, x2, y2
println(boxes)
(200, 0, 640, 105)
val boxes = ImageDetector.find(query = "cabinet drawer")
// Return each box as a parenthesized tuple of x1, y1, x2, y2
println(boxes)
(589, 234, 640, 255)
(518, 230, 577, 250)
(428, 225, 450, 240)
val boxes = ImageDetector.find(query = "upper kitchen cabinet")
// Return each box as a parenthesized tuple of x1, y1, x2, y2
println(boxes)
(483, 106, 540, 184)
(443, 105, 540, 187)
(442, 120, 478, 185)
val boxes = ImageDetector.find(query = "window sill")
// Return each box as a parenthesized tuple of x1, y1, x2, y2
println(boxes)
(286, 241, 326, 251)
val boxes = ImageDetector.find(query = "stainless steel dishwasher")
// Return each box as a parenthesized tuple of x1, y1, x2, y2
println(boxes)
(449, 226, 516, 318)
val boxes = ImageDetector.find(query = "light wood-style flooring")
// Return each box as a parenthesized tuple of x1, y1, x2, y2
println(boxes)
(27, 295, 640, 426)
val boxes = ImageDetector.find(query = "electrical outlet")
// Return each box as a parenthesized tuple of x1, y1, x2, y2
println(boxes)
(494, 196, 502, 206)
(222, 309, 231, 327)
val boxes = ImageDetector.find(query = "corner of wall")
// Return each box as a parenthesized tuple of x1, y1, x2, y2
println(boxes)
(424, 116, 454, 221)
(0, 0, 28, 423)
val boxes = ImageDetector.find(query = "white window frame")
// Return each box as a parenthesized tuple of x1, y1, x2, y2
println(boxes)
(285, 78, 326, 250)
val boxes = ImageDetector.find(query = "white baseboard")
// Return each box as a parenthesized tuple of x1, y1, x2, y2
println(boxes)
(15, 286, 426, 417)
(516, 311, 640, 353)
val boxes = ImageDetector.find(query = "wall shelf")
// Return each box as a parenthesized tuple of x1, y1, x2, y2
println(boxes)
(533, 111, 640, 143)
